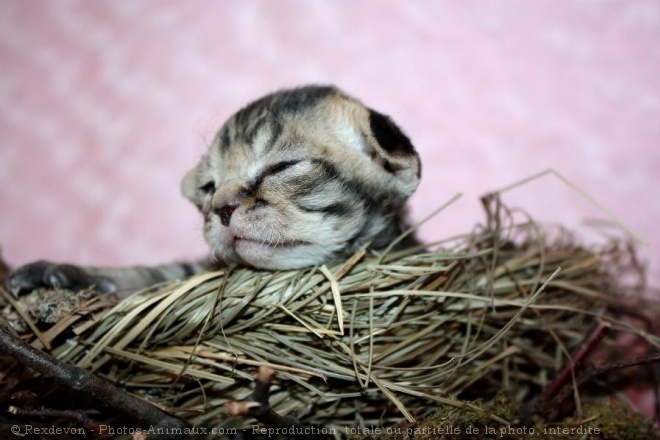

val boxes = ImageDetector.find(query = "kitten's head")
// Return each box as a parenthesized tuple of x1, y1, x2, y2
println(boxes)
(182, 85, 421, 270)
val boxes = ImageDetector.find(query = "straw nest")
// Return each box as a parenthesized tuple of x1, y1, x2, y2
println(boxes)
(1, 195, 656, 432)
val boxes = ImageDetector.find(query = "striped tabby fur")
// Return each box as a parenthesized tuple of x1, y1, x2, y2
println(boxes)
(8, 86, 421, 295)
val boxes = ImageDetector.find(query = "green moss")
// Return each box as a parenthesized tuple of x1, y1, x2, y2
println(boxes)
(347, 397, 659, 440)
(565, 403, 658, 440)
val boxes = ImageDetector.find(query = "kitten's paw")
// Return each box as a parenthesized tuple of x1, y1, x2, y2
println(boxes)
(6, 261, 113, 296)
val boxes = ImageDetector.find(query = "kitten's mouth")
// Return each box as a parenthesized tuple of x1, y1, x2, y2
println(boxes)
(229, 235, 321, 270)
(234, 236, 311, 248)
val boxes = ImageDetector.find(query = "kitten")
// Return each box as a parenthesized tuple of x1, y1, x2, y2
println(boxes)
(7, 85, 421, 295)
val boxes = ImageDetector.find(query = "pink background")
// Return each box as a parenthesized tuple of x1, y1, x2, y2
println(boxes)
(0, 0, 660, 284)
(0, 0, 659, 413)
(0, 0, 660, 283)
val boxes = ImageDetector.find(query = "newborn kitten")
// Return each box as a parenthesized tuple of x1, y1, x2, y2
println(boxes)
(7, 85, 421, 295)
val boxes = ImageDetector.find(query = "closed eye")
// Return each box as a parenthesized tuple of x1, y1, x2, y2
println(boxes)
(252, 160, 304, 189)
(265, 160, 301, 176)
(199, 182, 216, 194)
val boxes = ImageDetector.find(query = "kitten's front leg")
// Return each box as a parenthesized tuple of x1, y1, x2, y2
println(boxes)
(7, 260, 209, 296)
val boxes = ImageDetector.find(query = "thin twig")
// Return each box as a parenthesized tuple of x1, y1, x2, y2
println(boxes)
(541, 322, 612, 403)
(544, 352, 660, 412)
(226, 366, 333, 440)
(0, 324, 191, 440)
(8, 406, 102, 430)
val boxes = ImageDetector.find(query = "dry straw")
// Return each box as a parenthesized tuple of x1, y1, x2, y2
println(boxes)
(3, 188, 658, 431)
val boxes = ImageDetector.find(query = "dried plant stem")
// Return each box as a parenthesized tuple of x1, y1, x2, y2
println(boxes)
(541, 322, 612, 403)
(544, 352, 660, 413)
(7, 406, 101, 430)
(0, 324, 191, 440)
(226, 366, 333, 440)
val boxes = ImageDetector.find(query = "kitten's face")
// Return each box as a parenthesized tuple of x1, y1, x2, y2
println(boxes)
(182, 86, 421, 270)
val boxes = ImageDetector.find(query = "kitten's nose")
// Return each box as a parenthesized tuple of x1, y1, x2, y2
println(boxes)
(215, 204, 237, 226)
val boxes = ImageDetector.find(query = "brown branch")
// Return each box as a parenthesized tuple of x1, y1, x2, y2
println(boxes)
(226, 366, 332, 440)
(0, 324, 191, 439)
(545, 351, 660, 412)
(541, 322, 612, 403)
(8, 406, 102, 430)
(585, 352, 660, 380)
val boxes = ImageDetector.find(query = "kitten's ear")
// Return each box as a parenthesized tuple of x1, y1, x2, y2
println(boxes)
(366, 109, 421, 196)
(181, 163, 199, 202)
